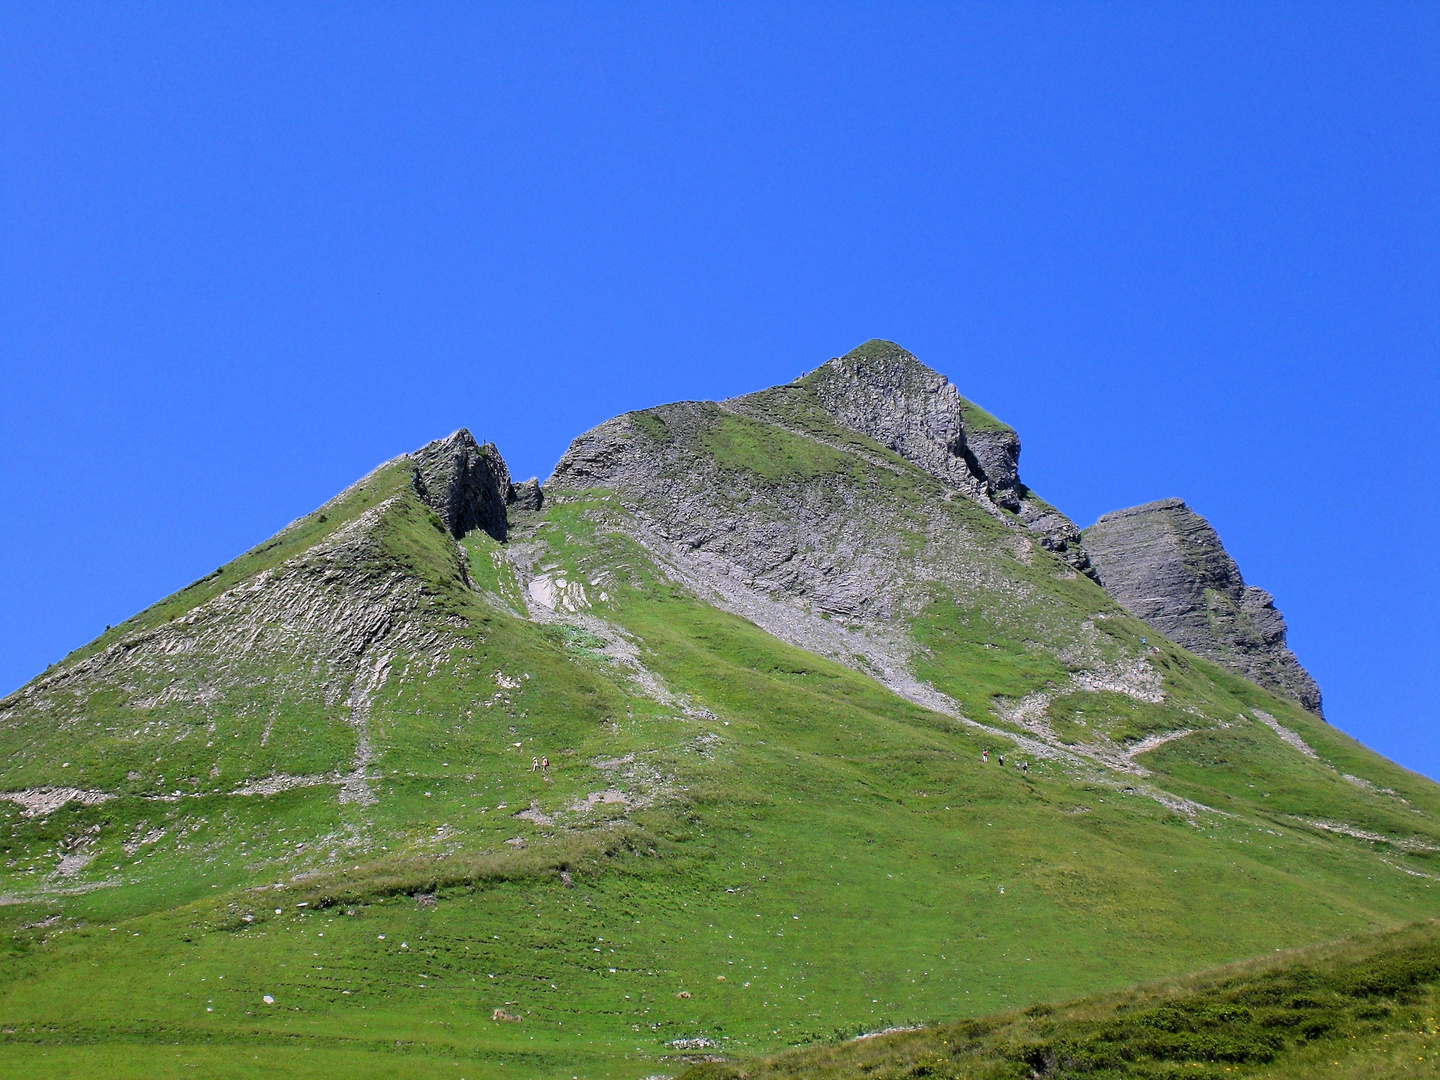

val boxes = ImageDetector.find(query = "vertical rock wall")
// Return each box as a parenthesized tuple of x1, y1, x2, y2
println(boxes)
(409, 429, 541, 542)
(1083, 498, 1323, 715)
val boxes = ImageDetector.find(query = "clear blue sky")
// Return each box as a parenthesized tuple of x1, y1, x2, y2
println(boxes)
(3, 5, 1436, 778)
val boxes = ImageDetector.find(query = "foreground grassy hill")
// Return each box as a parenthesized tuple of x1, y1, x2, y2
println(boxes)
(677, 918, 1440, 1080)
(1, 343, 1436, 1078)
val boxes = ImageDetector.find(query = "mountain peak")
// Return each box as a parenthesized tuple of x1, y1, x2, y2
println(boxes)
(1084, 498, 1323, 714)
(4, 346, 1435, 1078)
(409, 429, 517, 541)
(800, 340, 1092, 575)
(827, 339, 1012, 428)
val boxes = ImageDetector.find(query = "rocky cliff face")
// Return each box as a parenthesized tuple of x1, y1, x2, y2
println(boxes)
(548, 341, 1100, 632)
(1082, 498, 1323, 715)
(802, 341, 1094, 576)
(546, 343, 1141, 725)
(410, 428, 541, 541)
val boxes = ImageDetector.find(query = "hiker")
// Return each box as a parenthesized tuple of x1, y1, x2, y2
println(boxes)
(998, 753, 1004, 767)
(1022, 761, 1029, 775)
(531, 756, 539, 773)
(541, 755, 550, 775)
(982, 749, 989, 763)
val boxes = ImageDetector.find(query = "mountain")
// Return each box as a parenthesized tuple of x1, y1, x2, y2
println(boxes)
(1, 341, 1435, 1080)
(1083, 498, 1323, 715)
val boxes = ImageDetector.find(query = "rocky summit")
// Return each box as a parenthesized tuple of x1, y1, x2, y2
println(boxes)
(0, 340, 1431, 1080)
(1083, 498, 1323, 715)
(796, 340, 1094, 576)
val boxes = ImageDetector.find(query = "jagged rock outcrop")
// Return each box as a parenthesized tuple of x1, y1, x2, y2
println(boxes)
(411, 429, 512, 540)
(508, 477, 544, 513)
(803, 341, 1094, 577)
(1083, 498, 1322, 715)
(409, 429, 541, 540)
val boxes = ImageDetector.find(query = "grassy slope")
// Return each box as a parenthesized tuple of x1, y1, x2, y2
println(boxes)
(0, 410, 1437, 1078)
(676, 919, 1440, 1080)
(0, 460, 417, 795)
(75, 460, 416, 660)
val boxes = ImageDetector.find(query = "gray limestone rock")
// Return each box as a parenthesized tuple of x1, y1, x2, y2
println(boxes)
(1083, 498, 1322, 715)
(508, 477, 544, 513)
(410, 429, 538, 541)
(805, 340, 1003, 503)
(549, 399, 987, 624)
(804, 341, 1094, 576)
(546, 343, 1103, 635)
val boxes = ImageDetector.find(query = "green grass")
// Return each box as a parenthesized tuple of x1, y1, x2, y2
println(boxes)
(699, 410, 858, 483)
(10, 513, 1431, 1076)
(676, 919, 1440, 1080)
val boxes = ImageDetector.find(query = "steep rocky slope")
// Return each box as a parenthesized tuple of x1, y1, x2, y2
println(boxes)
(795, 339, 1094, 575)
(1083, 498, 1323, 715)
(548, 341, 1103, 711)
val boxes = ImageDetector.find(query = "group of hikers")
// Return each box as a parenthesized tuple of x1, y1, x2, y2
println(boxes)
(981, 748, 1028, 775)
(530, 755, 550, 775)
